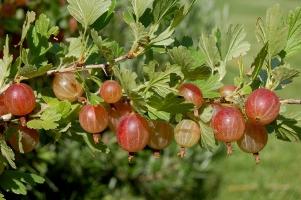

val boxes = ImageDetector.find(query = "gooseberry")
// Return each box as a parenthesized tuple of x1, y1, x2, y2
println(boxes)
(148, 120, 174, 150)
(117, 113, 150, 153)
(79, 105, 109, 134)
(52, 72, 84, 102)
(245, 88, 280, 125)
(8, 126, 39, 153)
(179, 83, 204, 108)
(100, 80, 122, 104)
(175, 119, 201, 157)
(237, 121, 268, 163)
(4, 83, 36, 116)
(211, 106, 245, 154)
(69, 17, 78, 33)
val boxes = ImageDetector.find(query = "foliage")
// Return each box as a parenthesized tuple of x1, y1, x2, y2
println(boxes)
(0, 0, 300, 199)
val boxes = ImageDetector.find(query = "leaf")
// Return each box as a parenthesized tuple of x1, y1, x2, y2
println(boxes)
(141, 63, 183, 97)
(169, 46, 210, 80)
(0, 139, 15, 169)
(18, 64, 52, 79)
(146, 105, 170, 121)
(171, 0, 197, 28)
(199, 105, 213, 123)
(270, 64, 299, 90)
(194, 75, 223, 98)
(113, 67, 138, 94)
(268, 112, 301, 142)
(0, 171, 44, 195)
(147, 93, 194, 115)
(27, 120, 59, 130)
(153, 0, 178, 24)
(35, 14, 59, 38)
(131, 0, 154, 19)
(0, 36, 13, 90)
(198, 121, 218, 152)
(250, 43, 268, 82)
(256, 4, 288, 57)
(285, 7, 301, 57)
(67, 0, 112, 29)
(66, 37, 82, 58)
(75, 132, 110, 154)
(150, 27, 175, 46)
(219, 25, 250, 62)
(199, 33, 219, 71)
(20, 11, 36, 46)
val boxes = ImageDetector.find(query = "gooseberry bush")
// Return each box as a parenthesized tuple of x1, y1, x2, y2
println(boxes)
(0, 0, 301, 198)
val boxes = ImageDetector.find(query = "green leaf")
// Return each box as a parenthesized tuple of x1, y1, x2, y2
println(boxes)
(113, 67, 138, 94)
(35, 14, 59, 38)
(169, 46, 210, 80)
(0, 171, 44, 195)
(75, 132, 110, 154)
(67, 0, 112, 29)
(141, 62, 183, 97)
(0, 139, 15, 169)
(199, 105, 213, 123)
(268, 112, 301, 142)
(194, 75, 223, 98)
(27, 119, 59, 130)
(148, 93, 194, 115)
(131, 0, 154, 19)
(153, 0, 178, 24)
(0, 36, 13, 90)
(171, 0, 197, 28)
(219, 25, 250, 62)
(250, 43, 269, 82)
(20, 11, 36, 46)
(150, 27, 175, 46)
(285, 7, 301, 57)
(146, 105, 170, 121)
(198, 120, 218, 152)
(256, 4, 288, 57)
(18, 64, 52, 79)
(66, 37, 82, 58)
(270, 64, 299, 90)
(199, 33, 219, 71)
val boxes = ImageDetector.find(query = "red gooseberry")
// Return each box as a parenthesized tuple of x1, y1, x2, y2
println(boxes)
(219, 85, 237, 98)
(100, 80, 123, 104)
(179, 83, 204, 108)
(79, 105, 109, 134)
(4, 83, 36, 116)
(117, 113, 150, 153)
(245, 88, 280, 125)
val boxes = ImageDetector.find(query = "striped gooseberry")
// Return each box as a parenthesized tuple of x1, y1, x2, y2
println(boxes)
(79, 105, 109, 134)
(148, 120, 174, 152)
(4, 83, 36, 116)
(219, 85, 237, 98)
(245, 88, 280, 125)
(179, 83, 204, 108)
(52, 72, 84, 102)
(100, 80, 123, 104)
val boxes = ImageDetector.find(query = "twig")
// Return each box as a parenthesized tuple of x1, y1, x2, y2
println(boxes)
(47, 54, 130, 75)
(280, 99, 301, 104)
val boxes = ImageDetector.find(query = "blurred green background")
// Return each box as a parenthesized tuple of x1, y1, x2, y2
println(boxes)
(1, 0, 301, 199)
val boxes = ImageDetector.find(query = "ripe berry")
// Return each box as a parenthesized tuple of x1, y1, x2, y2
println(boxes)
(237, 121, 268, 163)
(4, 83, 36, 116)
(100, 80, 122, 104)
(179, 83, 204, 108)
(211, 106, 245, 154)
(148, 120, 174, 150)
(8, 126, 39, 153)
(219, 85, 237, 98)
(245, 88, 280, 125)
(0, 94, 8, 116)
(117, 113, 150, 153)
(108, 100, 132, 132)
(175, 119, 201, 157)
(52, 72, 84, 102)
(79, 105, 109, 134)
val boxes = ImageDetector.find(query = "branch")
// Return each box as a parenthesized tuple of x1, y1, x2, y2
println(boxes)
(280, 99, 301, 104)
(46, 54, 130, 76)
